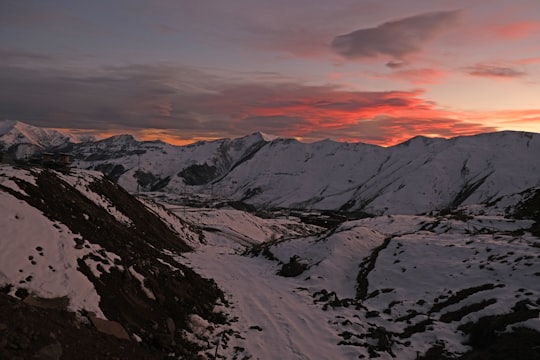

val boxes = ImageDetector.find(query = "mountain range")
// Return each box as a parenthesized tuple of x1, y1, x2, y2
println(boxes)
(1, 119, 539, 216)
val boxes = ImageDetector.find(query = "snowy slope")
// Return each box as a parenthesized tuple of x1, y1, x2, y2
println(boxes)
(73, 131, 268, 195)
(0, 120, 87, 155)
(0, 164, 231, 358)
(70, 129, 540, 215)
(0, 170, 105, 316)
(213, 132, 540, 214)
(164, 201, 540, 359)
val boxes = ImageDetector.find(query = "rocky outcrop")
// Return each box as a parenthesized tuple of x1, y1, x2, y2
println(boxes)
(1, 166, 229, 358)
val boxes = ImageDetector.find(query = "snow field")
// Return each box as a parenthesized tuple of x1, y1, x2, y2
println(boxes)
(165, 203, 540, 359)
(0, 191, 106, 317)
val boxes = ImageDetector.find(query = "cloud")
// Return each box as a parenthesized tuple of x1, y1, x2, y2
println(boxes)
(188, 85, 497, 145)
(331, 10, 462, 61)
(465, 109, 540, 126)
(0, 62, 219, 131)
(516, 57, 540, 65)
(385, 68, 446, 85)
(465, 64, 526, 78)
(494, 21, 540, 39)
(0, 50, 56, 65)
(239, 22, 331, 57)
(0, 60, 518, 146)
(386, 61, 407, 69)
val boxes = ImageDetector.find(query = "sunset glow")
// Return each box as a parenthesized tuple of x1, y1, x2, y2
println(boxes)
(1, 0, 539, 145)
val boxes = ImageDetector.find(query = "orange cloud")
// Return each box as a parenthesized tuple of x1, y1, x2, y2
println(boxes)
(238, 87, 540, 146)
(223, 87, 497, 146)
(83, 105, 540, 147)
(516, 57, 540, 64)
(76, 105, 539, 148)
(136, 129, 217, 145)
(241, 89, 431, 126)
(87, 86, 539, 147)
(361, 116, 496, 146)
(463, 109, 540, 130)
(495, 21, 540, 39)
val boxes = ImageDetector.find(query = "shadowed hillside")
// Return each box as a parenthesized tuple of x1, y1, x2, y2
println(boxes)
(0, 165, 229, 359)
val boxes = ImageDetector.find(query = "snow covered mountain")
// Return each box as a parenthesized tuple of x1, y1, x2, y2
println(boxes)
(207, 131, 540, 215)
(72, 131, 269, 195)
(2, 120, 539, 216)
(0, 120, 91, 159)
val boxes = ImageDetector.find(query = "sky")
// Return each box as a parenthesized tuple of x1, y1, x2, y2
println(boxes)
(1, 0, 539, 146)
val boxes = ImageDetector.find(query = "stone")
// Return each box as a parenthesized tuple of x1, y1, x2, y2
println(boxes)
(89, 315, 130, 341)
(35, 342, 63, 360)
(166, 318, 175, 335)
(23, 296, 69, 310)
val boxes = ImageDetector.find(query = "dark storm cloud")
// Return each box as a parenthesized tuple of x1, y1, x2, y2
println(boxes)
(331, 10, 462, 61)
(465, 64, 526, 78)
(0, 63, 214, 130)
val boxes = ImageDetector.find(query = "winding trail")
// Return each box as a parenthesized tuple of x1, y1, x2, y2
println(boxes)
(185, 237, 356, 359)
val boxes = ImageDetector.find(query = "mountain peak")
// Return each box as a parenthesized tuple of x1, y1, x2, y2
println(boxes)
(256, 131, 279, 142)
(0, 119, 74, 150)
(0, 119, 16, 132)
(239, 131, 279, 143)
(0, 119, 34, 134)
(106, 134, 137, 142)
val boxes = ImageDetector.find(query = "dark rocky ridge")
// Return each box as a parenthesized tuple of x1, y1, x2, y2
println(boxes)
(0, 166, 228, 358)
